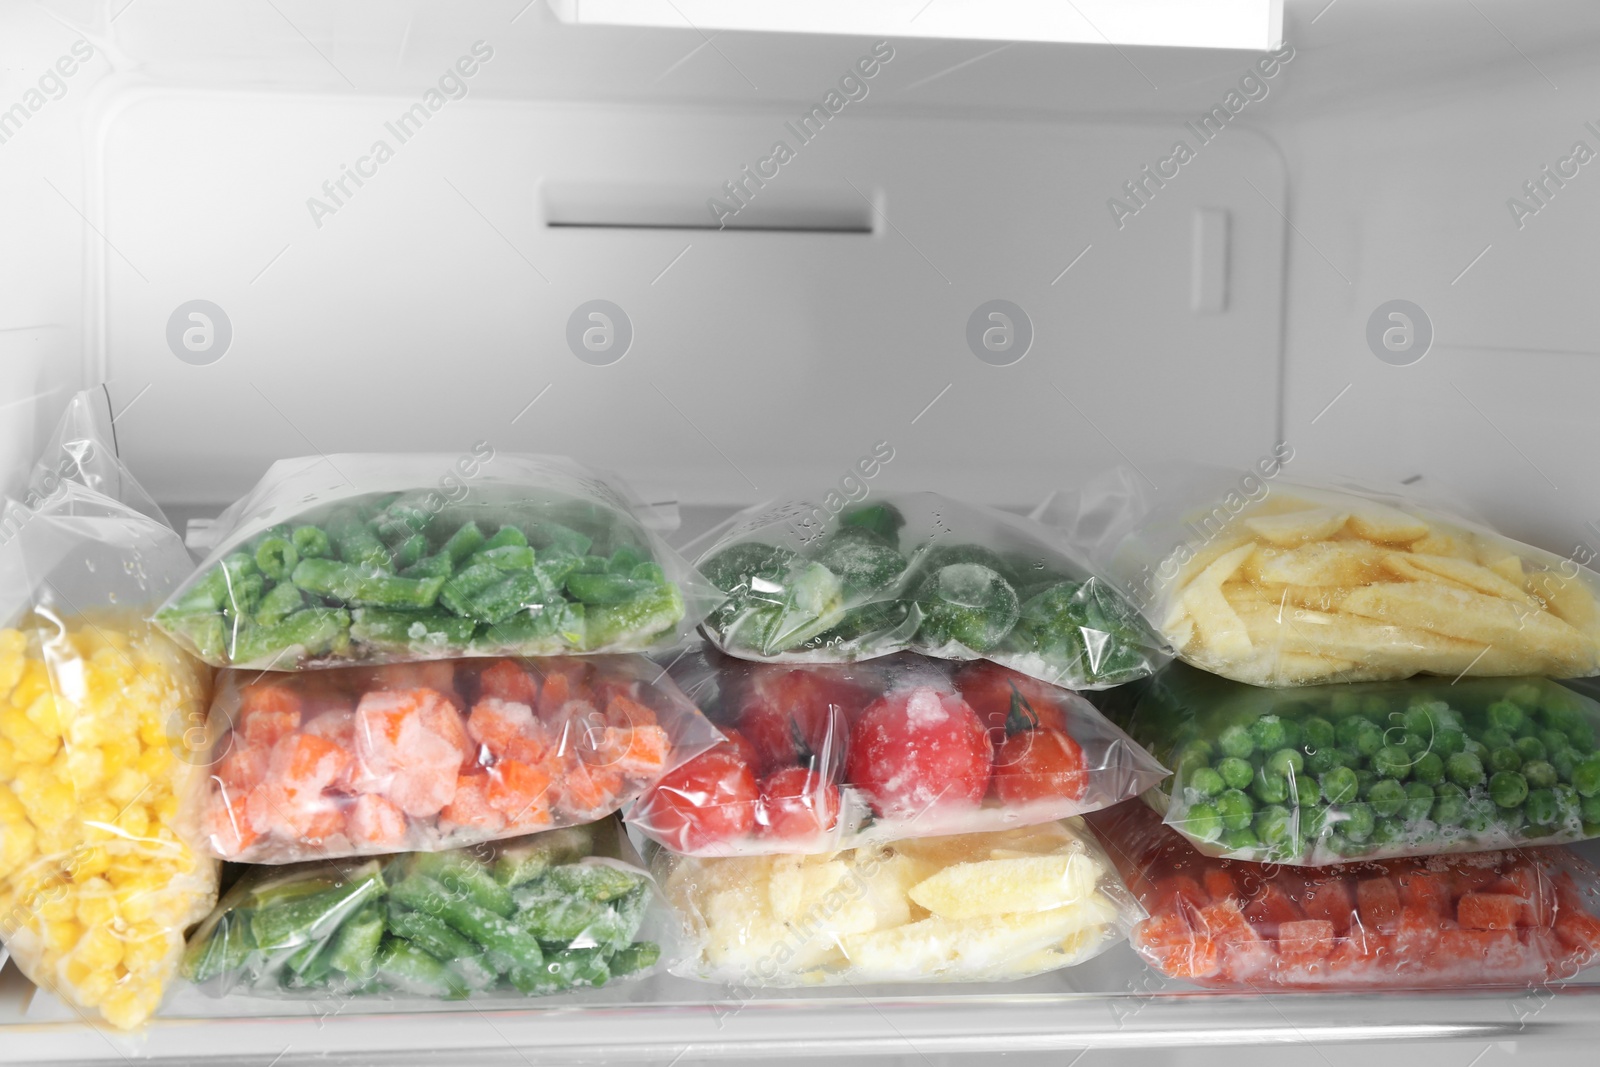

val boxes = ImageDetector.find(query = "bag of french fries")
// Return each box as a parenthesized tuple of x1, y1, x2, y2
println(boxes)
(1039, 462, 1600, 687)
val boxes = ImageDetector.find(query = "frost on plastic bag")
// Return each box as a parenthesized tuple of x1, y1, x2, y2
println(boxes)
(653, 817, 1137, 986)
(189, 654, 721, 863)
(627, 648, 1166, 857)
(181, 820, 677, 1001)
(1105, 662, 1600, 866)
(0, 390, 220, 1030)
(694, 493, 1164, 690)
(1091, 800, 1600, 989)
(1039, 462, 1600, 687)
(155, 453, 719, 669)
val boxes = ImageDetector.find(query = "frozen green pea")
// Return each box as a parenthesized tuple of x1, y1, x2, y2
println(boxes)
(1402, 702, 1442, 736)
(1179, 802, 1223, 843)
(1221, 828, 1260, 852)
(1250, 715, 1291, 752)
(1321, 766, 1359, 805)
(1252, 768, 1289, 806)
(1176, 739, 1215, 766)
(1525, 788, 1559, 827)
(1497, 806, 1526, 834)
(1399, 732, 1430, 755)
(1480, 727, 1515, 753)
(1372, 746, 1412, 780)
(1487, 746, 1522, 775)
(1487, 699, 1526, 734)
(1552, 784, 1580, 826)
(1253, 805, 1295, 853)
(1217, 757, 1255, 791)
(1432, 729, 1467, 758)
(1515, 736, 1548, 763)
(1217, 789, 1255, 832)
(1573, 755, 1600, 798)
(1403, 781, 1435, 822)
(1505, 682, 1542, 708)
(1218, 724, 1255, 760)
(1302, 716, 1336, 751)
(1410, 751, 1444, 786)
(1338, 802, 1376, 842)
(1523, 760, 1558, 790)
(1433, 783, 1468, 826)
(1307, 748, 1353, 776)
(1447, 752, 1486, 788)
(1369, 817, 1408, 848)
(1329, 692, 1362, 717)
(1187, 766, 1226, 799)
(1580, 793, 1600, 824)
(1353, 722, 1385, 757)
(1355, 769, 1376, 796)
(1551, 745, 1578, 782)
(1367, 778, 1406, 819)
(1293, 774, 1321, 808)
(1265, 748, 1305, 779)
(1490, 771, 1528, 809)
(1538, 729, 1569, 755)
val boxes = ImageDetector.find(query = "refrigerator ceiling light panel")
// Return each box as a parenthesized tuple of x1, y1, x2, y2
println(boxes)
(544, 0, 1284, 49)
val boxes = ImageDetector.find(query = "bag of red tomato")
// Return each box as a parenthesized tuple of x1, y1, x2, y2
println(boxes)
(625, 648, 1168, 855)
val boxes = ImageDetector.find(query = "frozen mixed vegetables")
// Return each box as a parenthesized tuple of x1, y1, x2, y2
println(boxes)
(193, 656, 718, 863)
(697, 495, 1163, 690)
(1106, 663, 1600, 865)
(182, 824, 666, 1000)
(628, 650, 1165, 855)
(1095, 801, 1600, 988)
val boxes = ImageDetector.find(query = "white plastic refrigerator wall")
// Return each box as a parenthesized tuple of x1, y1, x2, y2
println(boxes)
(3, 0, 1600, 1063)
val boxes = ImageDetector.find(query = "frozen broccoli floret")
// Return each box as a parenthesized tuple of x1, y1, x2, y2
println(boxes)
(912, 563, 1020, 653)
(911, 543, 1019, 586)
(700, 542, 799, 652)
(837, 502, 905, 543)
(1006, 578, 1154, 685)
(700, 541, 796, 595)
(815, 535, 907, 598)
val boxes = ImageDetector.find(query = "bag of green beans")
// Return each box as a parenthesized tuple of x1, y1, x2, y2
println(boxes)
(1102, 662, 1600, 865)
(155, 453, 718, 669)
(179, 821, 677, 1002)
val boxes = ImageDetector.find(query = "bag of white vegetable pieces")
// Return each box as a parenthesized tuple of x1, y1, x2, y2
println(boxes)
(1039, 461, 1600, 687)
(651, 818, 1138, 985)
(695, 492, 1165, 690)
(627, 648, 1166, 856)
(181, 821, 676, 1001)
(0, 391, 219, 1029)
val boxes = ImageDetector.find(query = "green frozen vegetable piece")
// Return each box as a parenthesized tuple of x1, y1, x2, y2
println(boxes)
(566, 571, 656, 606)
(291, 524, 332, 559)
(532, 521, 592, 559)
(1178, 802, 1223, 843)
(479, 525, 529, 552)
(1487, 746, 1522, 775)
(1581, 793, 1600, 824)
(1432, 728, 1467, 758)
(1187, 766, 1225, 799)
(1402, 781, 1435, 822)
(1552, 745, 1579, 781)
(545, 863, 645, 904)
(476, 545, 537, 572)
(1447, 752, 1486, 788)
(1515, 735, 1548, 763)
(607, 545, 648, 574)
(351, 609, 478, 651)
(701, 541, 796, 596)
(1432, 782, 1468, 826)
(223, 571, 266, 617)
(1410, 751, 1444, 787)
(1302, 716, 1336, 752)
(1401, 700, 1445, 737)
(233, 608, 351, 665)
(1250, 715, 1291, 753)
(454, 570, 560, 626)
(1523, 760, 1558, 790)
(1293, 775, 1320, 808)
(255, 581, 305, 627)
(327, 903, 386, 980)
(1263, 748, 1304, 780)
(1251, 767, 1288, 806)
(409, 853, 517, 917)
(222, 551, 259, 582)
(401, 553, 454, 580)
(1253, 805, 1295, 854)
(1487, 699, 1526, 734)
(1573, 755, 1600, 798)
(391, 533, 428, 571)
(815, 535, 907, 597)
(1480, 727, 1515, 753)
(914, 563, 1020, 653)
(292, 559, 446, 610)
(584, 582, 684, 649)
(439, 562, 507, 617)
(1216, 756, 1254, 791)
(1306, 748, 1353, 776)
(608, 942, 661, 977)
(387, 905, 477, 963)
(1338, 802, 1376, 842)
(1490, 770, 1529, 808)
(331, 521, 391, 570)
(1321, 766, 1359, 805)
(838, 502, 905, 542)
(1366, 778, 1406, 818)
(389, 875, 544, 968)
(1010, 578, 1154, 685)
(1216, 788, 1254, 832)
(913, 543, 1017, 585)
(513, 886, 606, 942)
(750, 561, 844, 653)
(1372, 746, 1413, 781)
(1217, 724, 1254, 761)
(1525, 788, 1560, 827)
(180, 913, 254, 984)
(255, 535, 299, 581)
(375, 940, 469, 999)
(438, 521, 486, 563)
(1369, 817, 1408, 848)
(1220, 828, 1260, 851)
(804, 600, 917, 650)
(372, 501, 431, 544)
(249, 865, 383, 951)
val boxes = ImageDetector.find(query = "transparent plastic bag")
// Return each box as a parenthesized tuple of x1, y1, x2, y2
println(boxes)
(694, 492, 1165, 690)
(651, 817, 1139, 986)
(0, 390, 220, 1029)
(155, 453, 719, 669)
(627, 648, 1167, 856)
(1104, 662, 1600, 865)
(189, 654, 721, 863)
(1038, 462, 1600, 686)
(181, 820, 676, 1001)
(1092, 800, 1600, 988)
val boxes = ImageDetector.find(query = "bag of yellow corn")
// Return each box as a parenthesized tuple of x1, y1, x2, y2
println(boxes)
(0, 389, 219, 1029)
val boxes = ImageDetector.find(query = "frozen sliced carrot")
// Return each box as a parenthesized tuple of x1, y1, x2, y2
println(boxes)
(1135, 912, 1220, 979)
(1458, 892, 1522, 931)
(1203, 868, 1238, 903)
(599, 724, 672, 777)
(1300, 878, 1356, 936)
(1275, 919, 1335, 965)
(1243, 883, 1303, 929)
(1396, 869, 1450, 915)
(347, 792, 408, 848)
(439, 773, 507, 833)
(467, 698, 538, 759)
(237, 682, 303, 746)
(479, 659, 539, 705)
(1356, 877, 1401, 930)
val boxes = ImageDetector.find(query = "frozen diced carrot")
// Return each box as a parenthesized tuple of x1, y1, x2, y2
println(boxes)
(1152, 874, 1207, 914)
(1134, 912, 1221, 979)
(1324, 929, 1386, 974)
(467, 698, 538, 760)
(1203, 868, 1239, 903)
(1439, 928, 1528, 974)
(216, 744, 268, 793)
(347, 793, 408, 847)
(599, 724, 672, 777)
(1458, 892, 1522, 931)
(1356, 877, 1402, 931)
(536, 671, 574, 719)
(1300, 877, 1356, 937)
(355, 689, 422, 764)
(1396, 869, 1450, 915)
(487, 759, 553, 816)
(237, 683, 303, 747)
(439, 773, 507, 833)
(1552, 875, 1600, 956)
(1275, 919, 1336, 965)
(1503, 863, 1554, 928)
(421, 697, 472, 772)
(276, 731, 352, 790)
(302, 805, 347, 845)
(1447, 864, 1499, 902)
(479, 659, 539, 705)
(1244, 883, 1304, 929)
(372, 662, 460, 702)
(1199, 900, 1274, 982)
(202, 789, 258, 857)
(305, 708, 358, 791)
(605, 693, 659, 730)
(559, 757, 624, 818)
(1393, 904, 1444, 964)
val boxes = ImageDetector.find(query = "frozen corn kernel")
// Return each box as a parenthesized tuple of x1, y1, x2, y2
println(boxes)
(0, 614, 219, 1029)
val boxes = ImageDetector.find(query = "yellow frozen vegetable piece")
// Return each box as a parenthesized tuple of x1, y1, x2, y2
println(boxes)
(1242, 507, 1349, 547)
(840, 898, 1118, 981)
(907, 852, 1104, 920)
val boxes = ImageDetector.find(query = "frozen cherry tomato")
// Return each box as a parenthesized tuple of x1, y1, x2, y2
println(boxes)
(953, 661, 1066, 746)
(846, 686, 991, 819)
(758, 766, 842, 842)
(638, 749, 758, 851)
(736, 669, 854, 775)
(993, 726, 1088, 804)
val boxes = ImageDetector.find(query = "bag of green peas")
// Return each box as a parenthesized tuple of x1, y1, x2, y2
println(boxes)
(1103, 662, 1600, 864)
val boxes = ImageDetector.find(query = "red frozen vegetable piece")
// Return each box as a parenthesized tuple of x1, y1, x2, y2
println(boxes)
(1200, 899, 1274, 981)
(1356, 877, 1402, 931)
(478, 659, 539, 705)
(758, 766, 842, 842)
(559, 755, 624, 819)
(536, 670, 576, 718)
(488, 759, 554, 820)
(952, 660, 1067, 741)
(468, 698, 538, 760)
(1243, 883, 1304, 930)
(1300, 877, 1356, 937)
(1503, 863, 1554, 927)
(993, 725, 1087, 805)
(1275, 919, 1336, 965)
(1552, 876, 1600, 956)
(845, 686, 991, 820)
(738, 669, 854, 774)
(237, 683, 303, 747)
(1203, 868, 1239, 904)
(598, 724, 672, 777)
(1458, 892, 1522, 931)
(605, 693, 659, 730)
(202, 791, 259, 857)
(347, 793, 408, 847)
(216, 744, 268, 794)
(438, 774, 506, 834)
(1439, 928, 1528, 974)
(1393, 904, 1444, 964)
(637, 749, 759, 852)
(713, 726, 763, 771)
(1396, 868, 1450, 915)
(1135, 912, 1220, 979)
(1151, 874, 1207, 914)
(421, 698, 472, 772)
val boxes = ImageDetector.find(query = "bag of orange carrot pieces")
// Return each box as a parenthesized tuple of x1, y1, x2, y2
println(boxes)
(187, 655, 721, 863)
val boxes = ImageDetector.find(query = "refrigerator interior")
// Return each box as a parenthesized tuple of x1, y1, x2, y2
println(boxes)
(3, 0, 1600, 1061)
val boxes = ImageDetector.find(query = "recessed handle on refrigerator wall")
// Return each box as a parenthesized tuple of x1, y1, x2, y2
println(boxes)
(541, 182, 876, 233)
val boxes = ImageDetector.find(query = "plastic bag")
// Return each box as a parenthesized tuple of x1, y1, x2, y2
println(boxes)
(181, 820, 674, 1001)
(1092, 800, 1600, 988)
(1038, 462, 1600, 686)
(652, 817, 1138, 986)
(627, 648, 1166, 856)
(694, 493, 1164, 690)
(0, 390, 220, 1029)
(155, 453, 719, 669)
(1104, 661, 1600, 865)
(189, 654, 721, 863)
